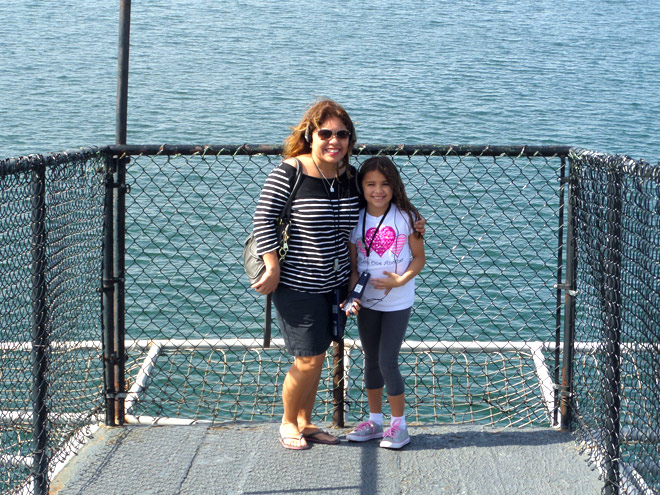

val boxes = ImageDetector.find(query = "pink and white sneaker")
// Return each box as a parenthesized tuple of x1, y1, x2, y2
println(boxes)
(346, 420, 384, 442)
(380, 418, 410, 449)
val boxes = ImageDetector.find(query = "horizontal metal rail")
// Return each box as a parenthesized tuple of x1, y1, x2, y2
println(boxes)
(0, 146, 105, 177)
(104, 143, 574, 157)
(5, 339, 658, 354)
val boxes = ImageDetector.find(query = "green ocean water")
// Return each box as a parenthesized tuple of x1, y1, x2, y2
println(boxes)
(1, 1, 659, 162)
(2, 0, 659, 425)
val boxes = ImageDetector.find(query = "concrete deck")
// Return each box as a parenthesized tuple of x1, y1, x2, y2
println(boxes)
(51, 422, 603, 495)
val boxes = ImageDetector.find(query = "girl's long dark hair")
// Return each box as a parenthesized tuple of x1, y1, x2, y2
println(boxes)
(358, 156, 423, 238)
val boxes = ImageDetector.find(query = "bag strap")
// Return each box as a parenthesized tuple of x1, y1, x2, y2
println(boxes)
(279, 157, 303, 220)
(264, 158, 303, 348)
(276, 158, 304, 261)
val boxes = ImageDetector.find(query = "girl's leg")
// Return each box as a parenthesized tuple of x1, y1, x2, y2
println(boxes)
(377, 308, 411, 401)
(358, 307, 385, 398)
(387, 393, 406, 418)
(378, 308, 411, 431)
(366, 387, 385, 426)
(346, 308, 386, 442)
(366, 387, 384, 414)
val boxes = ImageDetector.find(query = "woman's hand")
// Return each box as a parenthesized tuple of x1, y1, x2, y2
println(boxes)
(251, 251, 280, 295)
(414, 216, 427, 236)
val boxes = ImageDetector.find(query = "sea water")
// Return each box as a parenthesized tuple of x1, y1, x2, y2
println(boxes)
(1, 0, 659, 161)
(2, 0, 660, 424)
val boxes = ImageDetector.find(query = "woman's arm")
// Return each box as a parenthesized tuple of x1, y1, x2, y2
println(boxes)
(251, 162, 297, 294)
(413, 217, 426, 237)
(252, 250, 281, 294)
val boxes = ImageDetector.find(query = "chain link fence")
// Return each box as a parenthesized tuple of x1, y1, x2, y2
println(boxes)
(0, 150, 106, 495)
(115, 144, 567, 430)
(569, 150, 660, 495)
(2, 144, 659, 495)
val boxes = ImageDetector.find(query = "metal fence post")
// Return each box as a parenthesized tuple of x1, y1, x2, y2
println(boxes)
(560, 164, 578, 430)
(553, 156, 567, 427)
(31, 159, 49, 495)
(103, 0, 131, 426)
(116, 0, 131, 146)
(101, 152, 128, 426)
(602, 170, 623, 495)
(113, 155, 127, 425)
(332, 341, 345, 427)
(102, 155, 117, 426)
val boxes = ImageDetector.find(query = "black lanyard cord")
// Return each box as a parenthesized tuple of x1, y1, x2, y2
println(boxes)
(362, 202, 392, 258)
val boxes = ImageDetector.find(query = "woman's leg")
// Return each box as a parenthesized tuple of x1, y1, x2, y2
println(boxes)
(293, 354, 325, 432)
(281, 353, 325, 447)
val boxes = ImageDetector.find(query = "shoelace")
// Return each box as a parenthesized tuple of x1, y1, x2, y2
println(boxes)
(383, 418, 402, 439)
(355, 421, 374, 431)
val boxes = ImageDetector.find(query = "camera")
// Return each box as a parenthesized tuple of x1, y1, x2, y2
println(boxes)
(344, 271, 371, 313)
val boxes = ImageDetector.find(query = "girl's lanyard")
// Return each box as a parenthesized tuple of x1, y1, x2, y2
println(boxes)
(362, 203, 392, 258)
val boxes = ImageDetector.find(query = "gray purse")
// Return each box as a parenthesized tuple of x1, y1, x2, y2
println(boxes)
(243, 160, 303, 347)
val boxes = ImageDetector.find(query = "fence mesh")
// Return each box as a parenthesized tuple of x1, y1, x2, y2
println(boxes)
(570, 150, 660, 494)
(3, 145, 659, 495)
(120, 145, 565, 429)
(0, 150, 105, 495)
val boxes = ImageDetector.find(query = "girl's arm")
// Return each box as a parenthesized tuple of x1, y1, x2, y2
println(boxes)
(341, 242, 361, 315)
(347, 242, 359, 289)
(370, 233, 426, 292)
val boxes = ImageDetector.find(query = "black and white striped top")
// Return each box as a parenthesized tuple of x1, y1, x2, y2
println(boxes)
(253, 161, 360, 293)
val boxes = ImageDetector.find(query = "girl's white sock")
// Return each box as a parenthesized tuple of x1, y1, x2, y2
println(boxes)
(369, 413, 383, 425)
(391, 415, 407, 429)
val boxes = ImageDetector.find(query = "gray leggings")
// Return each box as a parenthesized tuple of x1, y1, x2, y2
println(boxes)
(357, 306, 411, 397)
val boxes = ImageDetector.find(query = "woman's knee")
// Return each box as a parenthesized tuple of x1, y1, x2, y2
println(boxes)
(294, 353, 325, 372)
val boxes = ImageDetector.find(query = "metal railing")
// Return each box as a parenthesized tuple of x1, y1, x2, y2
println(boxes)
(1, 149, 106, 495)
(568, 150, 660, 495)
(1, 144, 658, 495)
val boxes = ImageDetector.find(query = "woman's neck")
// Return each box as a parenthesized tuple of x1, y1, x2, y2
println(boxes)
(309, 154, 341, 178)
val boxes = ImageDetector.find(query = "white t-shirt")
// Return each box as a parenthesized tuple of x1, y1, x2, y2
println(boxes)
(349, 205, 415, 312)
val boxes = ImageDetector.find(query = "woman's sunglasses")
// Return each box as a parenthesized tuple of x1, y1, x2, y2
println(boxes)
(316, 129, 351, 140)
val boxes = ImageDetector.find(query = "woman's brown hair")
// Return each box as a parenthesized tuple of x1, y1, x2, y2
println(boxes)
(283, 99, 357, 166)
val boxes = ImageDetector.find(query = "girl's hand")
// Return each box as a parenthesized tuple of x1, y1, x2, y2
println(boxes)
(340, 298, 362, 316)
(370, 271, 403, 293)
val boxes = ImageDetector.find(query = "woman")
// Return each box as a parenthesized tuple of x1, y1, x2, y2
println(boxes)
(252, 99, 423, 450)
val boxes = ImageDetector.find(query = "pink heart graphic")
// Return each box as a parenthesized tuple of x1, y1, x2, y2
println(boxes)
(365, 226, 396, 257)
(392, 234, 407, 257)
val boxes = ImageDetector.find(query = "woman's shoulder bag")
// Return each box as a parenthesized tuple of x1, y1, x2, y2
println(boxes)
(243, 159, 303, 285)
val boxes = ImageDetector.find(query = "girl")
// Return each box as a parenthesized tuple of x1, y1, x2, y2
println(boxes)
(344, 156, 426, 449)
